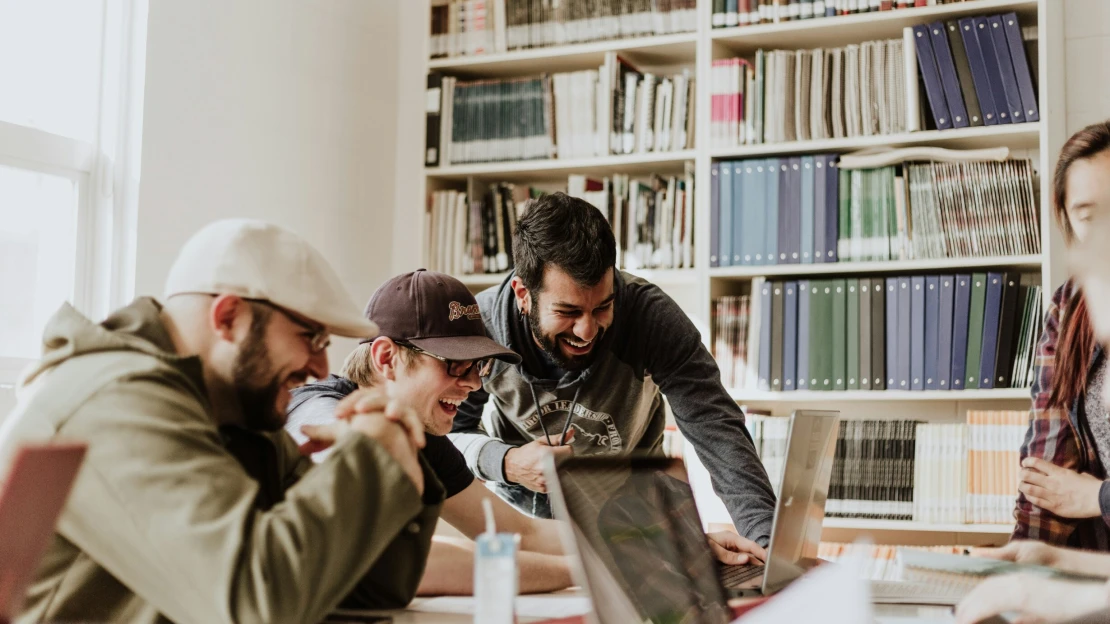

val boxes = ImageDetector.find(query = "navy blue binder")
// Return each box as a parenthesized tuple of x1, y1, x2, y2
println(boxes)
(797, 279, 811, 390)
(951, 273, 972, 389)
(898, 277, 912, 390)
(911, 276, 925, 391)
(924, 276, 941, 390)
(801, 156, 815, 264)
(928, 21, 970, 128)
(986, 15, 1026, 125)
(1001, 12, 1039, 123)
(824, 156, 839, 263)
(937, 275, 956, 390)
(973, 16, 1015, 124)
(886, 277, 899, 390)
(958, 17, 1000, 126)
(719, 161, 733, 267)
(765, 159, 780, 266)
(978, 272, 1005, 389)
(784, 281, 799, 391)
(710, 162, 720, 267)
(813, 155, 827, 264)
(732, 161, 745, 265)
(912, 24, 954, 130)
(759, 280, 773, 390)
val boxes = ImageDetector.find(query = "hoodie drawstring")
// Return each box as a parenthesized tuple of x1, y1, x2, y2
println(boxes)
(529, 382, 582, 447)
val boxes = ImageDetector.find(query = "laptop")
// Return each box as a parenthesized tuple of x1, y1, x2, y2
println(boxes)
(0, 442, 87, 619)
(546, 409, 839, 624)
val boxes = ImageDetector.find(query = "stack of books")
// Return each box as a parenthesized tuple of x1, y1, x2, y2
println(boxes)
(713, 274, 1043, 392)
(426, 166, 695, 275)
(827, 419, 918, 520)
(426, 54, 695, 167)
(709, 156, 1040, 267)
(712, 0, 979, 29)
(430, 0, 697, 60)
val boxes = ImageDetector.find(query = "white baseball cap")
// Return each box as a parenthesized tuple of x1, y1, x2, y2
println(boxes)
(164, 219, 378, 339)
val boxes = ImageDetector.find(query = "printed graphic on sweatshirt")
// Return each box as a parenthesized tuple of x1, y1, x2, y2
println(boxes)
(521, 399, 623, 454)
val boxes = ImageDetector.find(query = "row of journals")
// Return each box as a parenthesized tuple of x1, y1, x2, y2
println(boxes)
(712, 274, 1043, 392)
(744, 412, 1025, 523)
(911, 13, 1039, 130)
(712, 0, 977, 28)
(425, 168, 695, 275)
(709, 155, 1040, 267)
(709, 38, 908, 148)
(425, 59, 695, 167)
(430, 0, 698, 60)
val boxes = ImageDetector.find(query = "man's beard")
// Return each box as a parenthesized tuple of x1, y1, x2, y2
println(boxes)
(232, 321, 286, 432)
(527, 304, 605, 372)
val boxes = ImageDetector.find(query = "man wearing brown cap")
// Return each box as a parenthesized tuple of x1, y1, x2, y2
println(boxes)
(287, 269, 574, 595)
(0, 219, 442, 623)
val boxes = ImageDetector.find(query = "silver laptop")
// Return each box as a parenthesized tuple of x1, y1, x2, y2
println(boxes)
(546, 409, 840, 624)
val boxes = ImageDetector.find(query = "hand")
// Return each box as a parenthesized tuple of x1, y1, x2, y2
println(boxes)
(504, 429, 576, 493)
(707, 530, 766, 566)
(298, 420, 350, 456)
(1019, 457, 1104, 519)
(970, 541, 1061, 568)
(348, 413, 425, 496)
(955, 574, 1107, 624)
(335, 387, 426, 451)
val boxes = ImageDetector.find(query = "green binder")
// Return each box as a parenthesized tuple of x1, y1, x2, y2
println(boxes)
(832, 279, 848, 391)
(847, 278, 860, 390)
(965, 273, 988, 389)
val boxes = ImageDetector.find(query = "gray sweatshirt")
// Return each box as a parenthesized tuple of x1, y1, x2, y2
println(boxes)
(449, 271, 776, 545)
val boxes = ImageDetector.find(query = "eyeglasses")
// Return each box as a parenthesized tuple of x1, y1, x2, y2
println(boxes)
(398, 342, 494, 378)
(250, 300, 331, 354)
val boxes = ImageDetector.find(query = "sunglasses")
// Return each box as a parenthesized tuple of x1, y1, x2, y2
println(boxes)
(397, 342, 494, 378)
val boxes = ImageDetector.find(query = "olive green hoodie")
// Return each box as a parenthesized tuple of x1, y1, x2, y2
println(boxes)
(0, 297, 444, 623)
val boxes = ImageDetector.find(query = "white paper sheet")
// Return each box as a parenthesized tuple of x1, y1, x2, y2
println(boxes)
(407, 594, 592, 619)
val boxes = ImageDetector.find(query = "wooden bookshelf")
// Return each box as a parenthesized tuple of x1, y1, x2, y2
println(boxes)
(415, 0, 1065, 539)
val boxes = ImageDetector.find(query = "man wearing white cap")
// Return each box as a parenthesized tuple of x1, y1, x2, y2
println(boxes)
(0, 219, 444, 623)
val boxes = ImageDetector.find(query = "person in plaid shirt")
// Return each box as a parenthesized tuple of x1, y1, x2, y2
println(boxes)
(1013, 121, 1110, 551)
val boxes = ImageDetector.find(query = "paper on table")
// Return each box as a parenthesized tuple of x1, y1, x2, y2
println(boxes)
(407, 594, 592, 619)
(733, 547, 872, 624)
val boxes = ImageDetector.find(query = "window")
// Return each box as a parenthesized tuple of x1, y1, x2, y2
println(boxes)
(0, 0, 148, 382)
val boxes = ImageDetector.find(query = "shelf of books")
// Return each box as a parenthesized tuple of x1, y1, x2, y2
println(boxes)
(419, 0, 1063, 541)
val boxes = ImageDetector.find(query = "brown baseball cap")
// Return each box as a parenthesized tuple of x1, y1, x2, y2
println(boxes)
(363, 269, 520, 364)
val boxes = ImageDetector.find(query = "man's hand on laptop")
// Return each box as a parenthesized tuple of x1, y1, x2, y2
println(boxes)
(707, 530, 767, 566)
(504, 429, 576, 492)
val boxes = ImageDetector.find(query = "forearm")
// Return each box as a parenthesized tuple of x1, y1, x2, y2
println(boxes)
(1053, 547, 1110, 578)
(448, 432, 514, 482)
(417, 538, 573, 596)
(518, 518, 566, 556)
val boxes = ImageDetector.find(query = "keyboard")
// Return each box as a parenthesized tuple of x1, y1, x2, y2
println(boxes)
(719, 563, 765, 588)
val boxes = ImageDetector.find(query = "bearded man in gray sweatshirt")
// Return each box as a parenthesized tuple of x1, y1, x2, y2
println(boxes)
(449, 192, 777, 561)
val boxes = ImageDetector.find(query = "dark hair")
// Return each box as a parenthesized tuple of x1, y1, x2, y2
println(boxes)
(1048, 121, 1110, 409)
(512, 192, 616, 292)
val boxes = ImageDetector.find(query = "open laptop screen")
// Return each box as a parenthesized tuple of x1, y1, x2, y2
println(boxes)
(549, 456, 733, 624)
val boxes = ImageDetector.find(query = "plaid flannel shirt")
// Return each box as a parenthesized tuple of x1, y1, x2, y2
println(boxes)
(1013, 279, 1110, 550)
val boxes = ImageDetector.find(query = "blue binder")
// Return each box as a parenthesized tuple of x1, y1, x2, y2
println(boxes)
(824, 156, 839, 263)
(898, 277, 912, 390)
(813, 155, 827, 264)
(928, 21, 970, 128)
(784, 281, 798, 391)
(759, 280, 773, 390)
(885, 277, 899, 390)
(765, 159, 780, 266)
(978, 272, 1005, 389)
(973, 16, 1015, 124)
(1001, 12, 1039, 123)
(912, 24, 954, 130)
(797, 279, 811, 390)
(710, 162, 720, 267)
(785, 157, 803, 264)
(801, 156, 815, 264)
(911, 276, 926, 391)
(924, 276, 941, 390)
(748, 160, 767, 265)
(732, 161, 745, 266)
(958, 17, 1000, 126)
(719, 161, 733, 267)
(951, 273, 972, 389)
(986, 15, 1026, 125)
(937, 275, 956, 390)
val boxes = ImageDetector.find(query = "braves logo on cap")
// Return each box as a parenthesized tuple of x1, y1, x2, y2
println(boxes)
(448, 301, 481, 322)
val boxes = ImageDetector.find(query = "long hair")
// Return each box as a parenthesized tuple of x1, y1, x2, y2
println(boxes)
(1047, 121, 1110, 409)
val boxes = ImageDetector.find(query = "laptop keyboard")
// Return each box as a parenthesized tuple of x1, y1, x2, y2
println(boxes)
(719, 563, 765, 588)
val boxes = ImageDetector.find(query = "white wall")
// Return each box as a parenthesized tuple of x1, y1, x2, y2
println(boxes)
(135, 0, 402, 366)
(1064, 0, 1110, 134)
